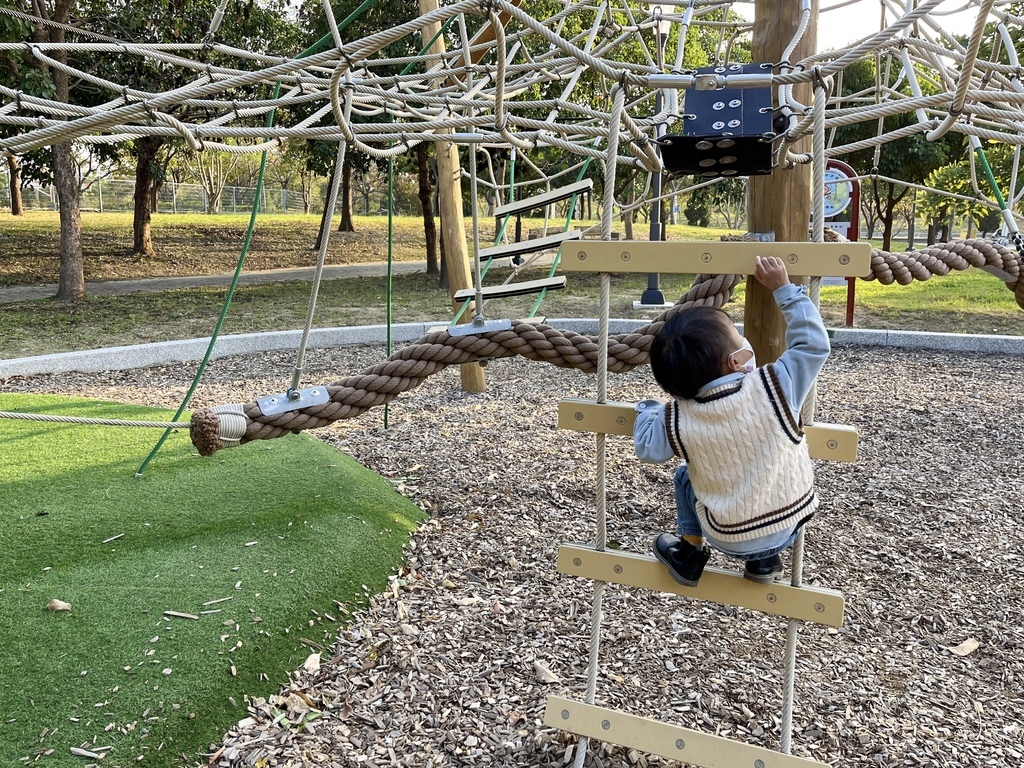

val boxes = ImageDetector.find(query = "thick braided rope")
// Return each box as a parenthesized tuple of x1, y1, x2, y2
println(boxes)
(189, 272, 740, 455)
(189, 239, 1021, 455)
(868, 238, 1023, 307)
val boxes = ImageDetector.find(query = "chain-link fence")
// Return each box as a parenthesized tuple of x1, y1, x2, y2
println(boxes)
(0, 178, 326, 215)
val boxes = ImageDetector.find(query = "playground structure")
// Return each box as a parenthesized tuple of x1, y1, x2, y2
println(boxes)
(5, 0, 1024, 765)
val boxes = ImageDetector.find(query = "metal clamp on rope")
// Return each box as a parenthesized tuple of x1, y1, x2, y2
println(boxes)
(210, 404, 249, 447)
(256, 387, 330, 417)
(448, 316, 513, 337)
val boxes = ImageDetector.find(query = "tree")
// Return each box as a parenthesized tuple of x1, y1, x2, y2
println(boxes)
(5, 155, 24, 215)
(917, 142, 1018, 242)
(831, 58, 955, 251)
(79, 0, 299, 254)
(28, 1, 86, 300)
(0, 7, 37, 217)
(414, 143, 439, 273)
(680, 178, 746, 228)
(185, 146, 243, 214)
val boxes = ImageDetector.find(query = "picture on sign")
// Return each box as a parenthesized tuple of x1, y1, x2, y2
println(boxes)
(823, 166, 853, 218)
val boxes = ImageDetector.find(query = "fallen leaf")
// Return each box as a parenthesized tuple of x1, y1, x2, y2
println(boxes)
(533, 659, 560, 683)
(303, 653, 321, 673)
(46, 599, 72, 612)
(946, 638, 980, 656)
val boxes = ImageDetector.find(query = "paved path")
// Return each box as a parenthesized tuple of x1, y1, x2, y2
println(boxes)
(0, 261, 427, 304)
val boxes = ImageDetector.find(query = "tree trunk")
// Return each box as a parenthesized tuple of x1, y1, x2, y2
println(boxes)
(747, 0, 818, 365)
(151, 178, 162, 214)
(48, 2, 85, 301)
(133, 136, 163, 256)
(314, 164, 336, 252)
(339, 159, 355, 232)
(7, 155, 24, 215)
(53, 142, 85, 301)
(438, 223, 449, 289)
(420, 0, 484, 393)
(416, 143, 438, 274)
(881, 211, 894, 252)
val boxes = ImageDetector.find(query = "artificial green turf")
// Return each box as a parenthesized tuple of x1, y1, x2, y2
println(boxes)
(0, 394, 425, 767)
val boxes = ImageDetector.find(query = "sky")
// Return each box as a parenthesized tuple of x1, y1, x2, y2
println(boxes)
(813, 0, 989, 52)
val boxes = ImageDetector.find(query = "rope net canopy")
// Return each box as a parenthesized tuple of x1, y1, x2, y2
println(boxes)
(4, 0, 1024, 454)
(8, 0, 1024, 162)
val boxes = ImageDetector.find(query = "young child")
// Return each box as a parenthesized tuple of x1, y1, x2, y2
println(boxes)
(633, 255, 829, 586)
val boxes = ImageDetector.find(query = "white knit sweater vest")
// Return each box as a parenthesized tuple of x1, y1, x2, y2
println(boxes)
(665, 364, 818, 543)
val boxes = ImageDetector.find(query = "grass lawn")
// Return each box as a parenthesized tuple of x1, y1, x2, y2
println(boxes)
(0, 212, 1022, 361)
(0, 394, 425, 768)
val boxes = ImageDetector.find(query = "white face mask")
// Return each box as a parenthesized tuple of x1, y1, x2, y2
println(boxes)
(730, 338, 756, 374)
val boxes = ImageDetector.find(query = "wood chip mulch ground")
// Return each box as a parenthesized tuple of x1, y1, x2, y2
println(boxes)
(5, 343, 1023, 768)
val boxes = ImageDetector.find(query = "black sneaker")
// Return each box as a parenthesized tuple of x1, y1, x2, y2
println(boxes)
(743, 554, 784, 584)
(652, 533, 711, 587)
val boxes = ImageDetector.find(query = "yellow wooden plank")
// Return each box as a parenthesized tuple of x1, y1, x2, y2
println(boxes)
(557, 399, 637, 435)
(559, 240, 871, 277)
(557, 544, 844, 627)
(557, 400, 858, 463)
(544, 697, 829, 768)
(805, 422, 859, 462)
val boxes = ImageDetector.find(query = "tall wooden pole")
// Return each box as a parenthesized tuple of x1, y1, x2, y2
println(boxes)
(419, 0, 486, 392)
(745, 0, 818, 364)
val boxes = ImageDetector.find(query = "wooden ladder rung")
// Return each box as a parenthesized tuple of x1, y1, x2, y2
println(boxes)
(557, 399, 859, 463)
(544, 697, 830, 768)
(558, 544, 844, 626)
(453, 276, 567, 302)
(561, 544, 839, 626)
(478, 230, 582, 261)
(493, 178, 594, 219)
(559, 240, 871, 278)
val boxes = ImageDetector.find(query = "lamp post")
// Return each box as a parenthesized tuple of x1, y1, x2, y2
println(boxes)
(637, 4, 672, 308)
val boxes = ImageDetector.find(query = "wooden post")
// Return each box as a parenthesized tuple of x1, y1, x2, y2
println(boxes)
(745, 0, 818, 364)
(419, 0, 486, 392)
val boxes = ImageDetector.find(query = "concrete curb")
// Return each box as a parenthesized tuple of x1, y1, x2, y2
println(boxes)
(1, 320, 1021, 378)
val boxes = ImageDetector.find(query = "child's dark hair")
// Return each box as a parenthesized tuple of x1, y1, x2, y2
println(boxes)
(650, 306, 736, 399)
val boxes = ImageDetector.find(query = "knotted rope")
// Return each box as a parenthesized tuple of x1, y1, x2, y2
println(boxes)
(189, 238, 1022, 455)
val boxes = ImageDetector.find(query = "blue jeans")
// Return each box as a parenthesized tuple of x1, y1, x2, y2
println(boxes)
(673, 465, 799, 561)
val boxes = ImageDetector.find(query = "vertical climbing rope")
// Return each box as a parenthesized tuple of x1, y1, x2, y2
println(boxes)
(781, 76, 827, 755)
(571, 81, 624, 768)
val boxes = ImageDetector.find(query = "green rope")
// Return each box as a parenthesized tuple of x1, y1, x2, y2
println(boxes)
(973, 138, 1007, 210)
(136, 2, 378, 476)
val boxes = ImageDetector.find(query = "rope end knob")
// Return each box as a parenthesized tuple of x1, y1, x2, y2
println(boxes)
(190, 403, 248, 456)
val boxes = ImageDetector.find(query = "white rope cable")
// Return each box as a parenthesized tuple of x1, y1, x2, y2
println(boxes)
(926, 0, 997, 141)
(781, 79, 828, 756)
(289, 140, 347, 394)
(569, 81, 625, 768)
(0, 412, 190, 428)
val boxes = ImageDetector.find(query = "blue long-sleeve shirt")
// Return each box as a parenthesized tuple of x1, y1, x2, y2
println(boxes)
(633, 283, 830, 554)
(634, 283, 829, 463)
